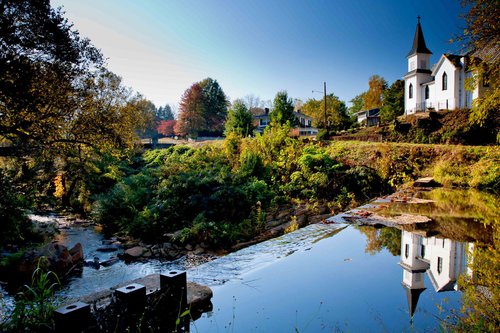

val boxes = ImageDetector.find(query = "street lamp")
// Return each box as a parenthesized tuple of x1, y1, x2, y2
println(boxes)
(312, 81, 328, 130)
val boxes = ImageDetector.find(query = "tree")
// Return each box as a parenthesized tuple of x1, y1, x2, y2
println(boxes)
(0, 0, 103, 155)
(349, 92, 366, 116)
(270, 91, 297, 126)
(138, 100, 158, 140)
(363, 75, 388, 110)
(55, 69, 156, 207)
(457, 0, 499, 130)
(157, 104, 175, 120)
(224, 99, 254, 137)
(380, 80, 405, 122)
(157, 120, 177, 137)
(199, 78, 229, 135)
(302, 95, 351, 130)
(243, 94, 265, 111)
(175, 83, 205, 137)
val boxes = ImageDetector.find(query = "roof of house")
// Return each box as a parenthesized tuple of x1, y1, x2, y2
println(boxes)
(444, 54, 463, 68)
(431, 53, 466, 76)
(404, 68, 433, 78)
(407, 18, 432, 57)
(293, 111, 313, 120)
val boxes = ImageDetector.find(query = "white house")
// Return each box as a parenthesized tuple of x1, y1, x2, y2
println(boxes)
(253, 108, 318, 137)
(404, 17, 489, 114)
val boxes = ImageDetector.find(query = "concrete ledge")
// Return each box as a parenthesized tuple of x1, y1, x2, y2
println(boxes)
(57, 273, 213, 332)
(66, 274, 212, 310)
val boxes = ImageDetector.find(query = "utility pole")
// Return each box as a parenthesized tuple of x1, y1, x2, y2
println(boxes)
(323, 81, 327, 131)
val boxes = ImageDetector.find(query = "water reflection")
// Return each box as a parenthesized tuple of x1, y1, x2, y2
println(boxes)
(400, 230, 472, 319)
(360, 188, 499, 324)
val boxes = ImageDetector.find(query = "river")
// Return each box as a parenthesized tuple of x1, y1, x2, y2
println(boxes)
(1, 188, 497, 331)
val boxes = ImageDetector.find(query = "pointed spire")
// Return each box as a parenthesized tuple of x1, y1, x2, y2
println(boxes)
(403, 284, 426, 320)
(407, 16, 432, 57)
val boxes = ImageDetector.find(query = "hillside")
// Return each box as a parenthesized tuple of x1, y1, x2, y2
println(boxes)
(336, 109, 499, 145)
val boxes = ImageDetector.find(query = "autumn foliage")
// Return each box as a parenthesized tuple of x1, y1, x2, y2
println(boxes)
(174, 78, 228, 138)
(157, 120, 177, 137)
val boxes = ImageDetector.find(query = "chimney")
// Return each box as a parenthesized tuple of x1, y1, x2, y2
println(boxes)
(265, 108, 269, 115)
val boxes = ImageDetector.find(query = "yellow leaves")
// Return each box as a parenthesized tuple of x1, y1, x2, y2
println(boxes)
(53, 173, 65, 199)
(284, 216, 299, 234)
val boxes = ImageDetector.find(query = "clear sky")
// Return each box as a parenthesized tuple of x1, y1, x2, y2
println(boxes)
(51, 0, 467, 109)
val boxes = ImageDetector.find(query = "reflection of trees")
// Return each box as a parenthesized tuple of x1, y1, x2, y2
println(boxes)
(449, 222, 500, 331)
(357, 226, 401, 256)
(379, 228, 401, 256)
(376, 189, 497, 244)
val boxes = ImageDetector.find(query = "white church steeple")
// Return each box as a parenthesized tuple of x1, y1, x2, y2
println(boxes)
(404, 16, 433, 114)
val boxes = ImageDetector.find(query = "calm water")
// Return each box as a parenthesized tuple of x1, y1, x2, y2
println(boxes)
(2, 188, 496, 331)
(192, 224, 464, 332)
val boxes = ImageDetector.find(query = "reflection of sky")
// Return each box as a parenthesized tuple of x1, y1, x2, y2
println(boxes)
(193, 226, 461, 332)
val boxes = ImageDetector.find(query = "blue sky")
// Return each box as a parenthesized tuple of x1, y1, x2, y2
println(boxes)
(51, 0, 467, 109)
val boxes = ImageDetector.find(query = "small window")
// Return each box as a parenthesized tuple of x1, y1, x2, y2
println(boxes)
(409, 84, 413, 99)
(421, 244, 426, 257)
(420, 60, 426, 68)
(437, 257, 443, 274)
(405, 244, 409, 259)
(442, 72, 448, 90)
(425, 86, 429, 100)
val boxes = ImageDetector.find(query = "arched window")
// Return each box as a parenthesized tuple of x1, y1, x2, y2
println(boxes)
(425, 85, 429, 99)
(409, 83, 413, 99)
(442, 72, 447, 90)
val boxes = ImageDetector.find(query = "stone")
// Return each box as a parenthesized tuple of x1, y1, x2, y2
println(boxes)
(295, 214, 307, 227)
(295, 208, 308, 217)
(193, 245, 204, 255)
(167, 249, 181, 259)
(187, 282, 213, 308)
(276, 208, 294, 220)
(96, 245, 119, 252)
(100, 257, 119, 267)
(185, 244, 193, 251)
(308, 214, 332, 224)
(123, 246, 147, 259)
(162, 242, 174, 250)
(69, 243, 84, 262)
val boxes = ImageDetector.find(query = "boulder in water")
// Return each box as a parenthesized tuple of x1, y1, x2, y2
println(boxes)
(121, 246, 150, 260)
(1, 242, 84, 287)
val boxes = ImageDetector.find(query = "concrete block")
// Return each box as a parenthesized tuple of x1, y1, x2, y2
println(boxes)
(54, 301, 90, 333)
(160, 271, 187, 306)
(115, 283, 146, 313)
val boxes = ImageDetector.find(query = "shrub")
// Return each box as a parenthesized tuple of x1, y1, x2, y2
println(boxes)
(92, 172, 156, 235)
(468, 158, 500, 192)
(1, 258, 60, 332)
(0, 171, 32, 246)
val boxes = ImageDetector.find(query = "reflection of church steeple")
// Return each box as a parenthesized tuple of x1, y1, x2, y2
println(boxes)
(403, 285, 425, 320)
(399, 230, 472, 323)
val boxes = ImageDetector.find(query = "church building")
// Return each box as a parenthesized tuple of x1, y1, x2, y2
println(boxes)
(404, 17, 489, 115)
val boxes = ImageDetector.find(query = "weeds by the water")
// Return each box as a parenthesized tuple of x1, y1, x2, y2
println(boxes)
(0, 257, 60, 332)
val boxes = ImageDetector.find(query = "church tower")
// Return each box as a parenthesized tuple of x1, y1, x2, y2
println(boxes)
(404, 16, 433, 114)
